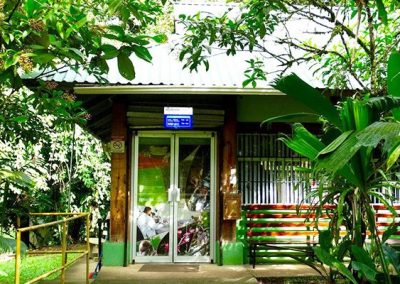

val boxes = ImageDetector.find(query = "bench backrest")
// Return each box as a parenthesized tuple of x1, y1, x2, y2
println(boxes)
(244, 204, 335, 243)
(374, 204, 400, 239)
(243, 204, 400, 243)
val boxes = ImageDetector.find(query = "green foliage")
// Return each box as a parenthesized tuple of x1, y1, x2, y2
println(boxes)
(243, 59, 266, 88)
(0, 170, 34, 189)
(0, 0, 167, 83)
(177, 0, 285, 73)
(314, 246, 358, 284)
(178, 1, 400, 95)
(0, 235, 27, 255)
(0, 0, 168, 250)
(382, 244, 400, 275)
(388, 51, 400, 97)
(179, 3, 400, 281)
(118, 52, 135, 80)
(0, 88, 110, 241)
(269, 73, 400, 283)
(145, 2, 174, 36)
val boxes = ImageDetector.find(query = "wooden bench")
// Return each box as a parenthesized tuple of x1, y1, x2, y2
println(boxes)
(244, 204, 335, 268)
(244, 204, 400, 268)
(373, 204, 400, 247)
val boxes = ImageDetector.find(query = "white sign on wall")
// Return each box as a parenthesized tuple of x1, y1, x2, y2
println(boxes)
(164, 107, 193, 115)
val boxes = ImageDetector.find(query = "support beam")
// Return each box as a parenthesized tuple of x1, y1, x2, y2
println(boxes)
(110, 100, 128, 242)
(220, 96, 237, 241)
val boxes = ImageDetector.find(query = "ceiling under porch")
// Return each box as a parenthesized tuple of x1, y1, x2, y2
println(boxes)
(78, 93, 228, 142)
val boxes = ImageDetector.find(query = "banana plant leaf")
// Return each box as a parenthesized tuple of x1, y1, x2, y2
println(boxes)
(387, 142, 400, 170)
(355, 122, 400, 150)
(0, 235, 27, 255)
(0, 169, 35, 188)
(367, 96, 400, 114)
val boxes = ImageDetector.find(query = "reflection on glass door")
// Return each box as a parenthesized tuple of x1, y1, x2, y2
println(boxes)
(174, 138, 211, 261)
(133, 132, 215, 263)
(134, 136, 172, 260)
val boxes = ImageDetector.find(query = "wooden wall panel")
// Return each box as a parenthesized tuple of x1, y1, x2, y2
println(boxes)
(110, 100, 128, 242)
(220, 96, 237, 241)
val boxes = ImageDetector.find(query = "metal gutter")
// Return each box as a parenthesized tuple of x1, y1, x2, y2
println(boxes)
(73, 85, 284, 96)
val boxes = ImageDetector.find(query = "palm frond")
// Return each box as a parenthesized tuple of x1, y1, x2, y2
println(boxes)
(261, 112, 320, 126)
(272, 74, 342, 129)
(318, 130, 354, 157)
(280, 123, 325, 160)
(316, 132, 362, 186)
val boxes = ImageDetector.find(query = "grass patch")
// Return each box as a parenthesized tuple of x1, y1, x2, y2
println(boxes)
(0, 253, 81, 283)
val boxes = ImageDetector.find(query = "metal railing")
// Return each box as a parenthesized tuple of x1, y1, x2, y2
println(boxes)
(238, 133, 312, 204)
(237, 133, 400, 205)
(15, 212, 90, 284)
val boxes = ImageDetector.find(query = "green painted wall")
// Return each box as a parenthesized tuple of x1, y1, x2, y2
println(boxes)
(236, 211, 249, 264)
(221, 241, 244, 265)
(103, 242, 130, 266)
(237, 95, 316, 123)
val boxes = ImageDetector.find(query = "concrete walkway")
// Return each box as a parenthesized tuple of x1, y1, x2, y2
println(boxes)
(41, 258, 324, 284)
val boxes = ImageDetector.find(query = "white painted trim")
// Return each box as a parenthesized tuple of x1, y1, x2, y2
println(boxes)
(133, 133, 174, 262)
(132, 134, 139, 259)
(173, 132, 215, 263)
(211, 133, 216, 262)
(74, 85, 284, 96)
(130, 135, 135, 262)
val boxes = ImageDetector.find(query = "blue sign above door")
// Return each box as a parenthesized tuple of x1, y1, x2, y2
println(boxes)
(163, 107, 193, 129)
(164, 115, 193, 129)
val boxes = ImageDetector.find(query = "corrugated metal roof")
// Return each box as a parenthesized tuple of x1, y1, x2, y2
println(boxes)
(34, 39, 322, 88)
(28, 2, 361, 90)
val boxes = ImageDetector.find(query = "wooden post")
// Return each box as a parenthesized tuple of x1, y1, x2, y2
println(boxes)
(110, 100, 128, 242)
(15, 230, 21, 284)
(61, 221, 67, 284)
(85, 214, 90, 284)
(220, 96, 237, 241)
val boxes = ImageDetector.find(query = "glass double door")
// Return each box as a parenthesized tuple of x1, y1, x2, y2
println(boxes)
(132, 132, 215, 263)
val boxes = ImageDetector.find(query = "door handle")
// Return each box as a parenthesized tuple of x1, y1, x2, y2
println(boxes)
(168, 187, 174, 203)
(176, 188, 181, 202)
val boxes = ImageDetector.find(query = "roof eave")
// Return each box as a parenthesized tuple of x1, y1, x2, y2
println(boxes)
(73, 85, 284, 96)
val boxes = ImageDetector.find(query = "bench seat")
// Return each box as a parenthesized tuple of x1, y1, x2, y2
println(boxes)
(249, 240, 318, 268)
